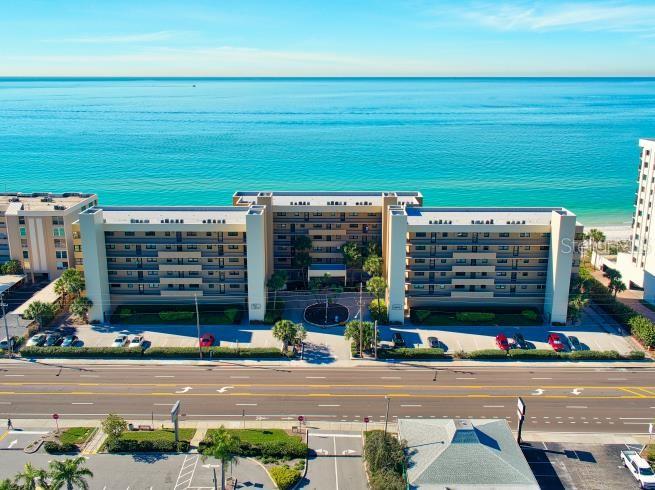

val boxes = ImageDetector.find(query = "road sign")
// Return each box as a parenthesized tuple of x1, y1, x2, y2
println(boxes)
(649, 423, 653, 435)
(517, 397, 525, 416)
(297, 415, 304, 422)
(171, 401, 181, 422)
(52, 413, 59, 420)
(364, 417, 369, 423)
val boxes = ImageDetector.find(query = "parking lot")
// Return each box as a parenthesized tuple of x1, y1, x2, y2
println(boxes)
(0, 428, 49, 451)
(522, 441, 641, 489)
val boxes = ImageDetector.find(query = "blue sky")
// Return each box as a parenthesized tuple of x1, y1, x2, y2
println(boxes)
(2, 0, 655, 76)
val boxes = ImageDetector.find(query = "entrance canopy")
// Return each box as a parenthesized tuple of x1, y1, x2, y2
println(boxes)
(0, 275, 25, 296)
(308, 264, 347, 285)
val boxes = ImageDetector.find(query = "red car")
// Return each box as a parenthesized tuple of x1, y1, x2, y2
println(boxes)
(547, 333, 565, 352)
(199, 333, 215, 347)
(495, 333, 510, 351)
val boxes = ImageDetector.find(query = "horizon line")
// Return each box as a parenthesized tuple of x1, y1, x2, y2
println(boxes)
(2, 75, 655, 80)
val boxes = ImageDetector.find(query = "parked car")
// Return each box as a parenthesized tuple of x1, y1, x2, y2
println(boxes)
(27, 333, 47, 347)
(129, 335, 145, 348)
(392, 332, 405, 348)
(45, 333, 62, 346)
(0, 337, 17, 350)
(547, 333, 565, 352)
(199, 333, 215, 347)
(60, 335, 78, 347)
(111, 335, 129, 348)
(567, 335, 582, 351)
(513, 332, 528, 349)
(495, 333, 510, 351)
(621, 450, 655, 489)
(427, 336, 440, 349)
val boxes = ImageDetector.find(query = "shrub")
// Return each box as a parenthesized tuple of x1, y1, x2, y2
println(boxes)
(224, 307, 240, 323)
(466, 349, 508, 359)
(378, 348, 445, 359)
(259, 439, 307, 460)
(105, 438, 189, 453)
(158, 311, 195, 322)
(522, 309, 538, 321)
(626, 350, 646, 360)
(364, 431, 405, 484)
(43, 441, 78, 454)
(269, 465, 301, 490)
(455, 312, 495, 323)
(369, 469, 406, 490)
(142, 347, 286, 359)
(117, 307, 133, 320)
(507, 349, 560, 359)
(628, 316, 655, 348)
(19, 347, 144, 358)
(565, 350, 621, 360)
(414, 309, 431, 323)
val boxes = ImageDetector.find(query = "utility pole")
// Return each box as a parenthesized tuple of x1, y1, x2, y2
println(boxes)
(373, 320, 378, 360)
(1, 293, 10, 356)
(358, 282, 363, 358)
(194, 294, 202, 360)
(383, 396, 390, 436)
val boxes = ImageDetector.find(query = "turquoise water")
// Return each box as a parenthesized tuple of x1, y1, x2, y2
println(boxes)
(2, 77, 655, 226)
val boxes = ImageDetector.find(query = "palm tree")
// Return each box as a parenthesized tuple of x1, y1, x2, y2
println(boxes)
(14, 463, 48, 490)
(266, 270, 287, 310)
(586, 228, 606, 269)
(609, 277, 627, 298)
(202, 426, 241, 490)
(292, 234, 313, 286)
(69, 296, 93, 320)
(568, 293, 590, 323)
(0, 479, 18, 490)
(363, 253, 383, 278)
(23, 301, 57, 330)
(366, 276, 387, 308)
(55, 269, 85, 304)
(272, 319, 306, 352)
(341, 242, 362, 285)
(48, 457, 93, 490)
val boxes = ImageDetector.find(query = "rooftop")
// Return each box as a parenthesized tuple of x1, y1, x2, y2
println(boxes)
(234, 190, 422, 207)
(406, 206, 574, 227)
(0, 275, 25, 296)
(398, 418, 539, 489)
(0, 193, 96, 213)
(88, 206, 250, 225)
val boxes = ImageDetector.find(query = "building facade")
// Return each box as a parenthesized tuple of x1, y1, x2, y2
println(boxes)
(0, 192, 98, 280)
(75, 191, 581, 325)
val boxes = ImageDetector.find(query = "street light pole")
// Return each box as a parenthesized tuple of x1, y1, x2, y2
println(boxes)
(1, 293, 11, 356)
(358, 282, 363, 358)
(194, 294, 202, 360)
(374, 320, 378, 360)
(384, 396, 390, 435)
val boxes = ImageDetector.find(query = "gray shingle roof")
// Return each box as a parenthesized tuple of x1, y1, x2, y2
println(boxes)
(398, 419, 539, 489)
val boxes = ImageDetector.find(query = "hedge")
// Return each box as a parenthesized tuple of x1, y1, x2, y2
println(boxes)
(19, 346, 144, 358)
(159, 311, 195, 321)
(269, 465, 302, 490)
(507, 349, 560, 359)
(468, 348, 645, 361)
(43, 441, 78, 454)
(466, 349, 509, 359)
(104, 438, 190, 453)
(378, 348, 446, 359)
(364, 431, 406, 490)
(199, 437, 307, 460)
(143, 347, 287, 359)
(19, 346, 287, 359)
(456, 312, 495, 322)
(263, 300, 285, 324)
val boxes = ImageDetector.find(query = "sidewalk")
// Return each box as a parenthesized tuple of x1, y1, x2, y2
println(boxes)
(590, 268, 655, 323)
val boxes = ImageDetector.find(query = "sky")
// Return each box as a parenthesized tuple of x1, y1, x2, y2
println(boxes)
(1, 0, 655, 76)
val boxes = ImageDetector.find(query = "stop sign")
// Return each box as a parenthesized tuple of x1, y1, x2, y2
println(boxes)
(297, 415, 304, 422)
(52, 413, 59, 420)
(364, 417, 369, 423)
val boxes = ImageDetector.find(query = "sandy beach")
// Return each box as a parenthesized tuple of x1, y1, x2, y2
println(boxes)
(595, 225, 631, 242)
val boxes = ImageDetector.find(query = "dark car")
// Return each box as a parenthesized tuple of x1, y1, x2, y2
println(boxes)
(392, 332, 405, 348)
(513, 332, 528, 349)
(568, 335, 582, 351)
(495, 333, 510, 351)
(427, 336, 440, 349)
(45, 333, 62, 346)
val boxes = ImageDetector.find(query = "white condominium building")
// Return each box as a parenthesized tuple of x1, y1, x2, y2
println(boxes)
(615, 138, 655, 302)
(75, 191, 582, 325)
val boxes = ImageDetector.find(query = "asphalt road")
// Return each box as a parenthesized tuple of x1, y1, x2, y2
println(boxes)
(1, 361, 655, 433)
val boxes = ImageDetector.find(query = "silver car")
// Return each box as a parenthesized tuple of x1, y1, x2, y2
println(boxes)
(111, 335, 129, 348)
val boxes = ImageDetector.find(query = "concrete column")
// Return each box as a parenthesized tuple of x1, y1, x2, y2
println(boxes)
(79, 209, 110, 323)
(255, 193, 274, 279)
(381, 193, 398, 278)
(386, 207, 407, 323)
(544, 210, 576, 324)
(246, 206, 267, 322)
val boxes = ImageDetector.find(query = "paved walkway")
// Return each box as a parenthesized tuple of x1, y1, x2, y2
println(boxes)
(590, 268, 655, 323)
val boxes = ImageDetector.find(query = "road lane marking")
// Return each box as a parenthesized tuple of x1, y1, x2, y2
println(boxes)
(483, 405, 505, 408)
(381, 377, 401, 379)
(0, 402, 10, 405)
(566, 406, 588, 409)
(309, 433, 361, 438)
(153, 403, 174, 406)
(456, 377, 476, 380)
(155, 375, 175, 378)
(305, 376, 326, 379)
(318, 404, 341, 407)
(4, 375, 24, 377)
(230, 376, 250, 379)
(333, 436, 339, 490)
(608, 378, 627, 381)
(80, 375, 99, 378)
(71, 402, 94, 405)
(400, 404, 422, 407)
(235, 403, 258, 406)
(532, 377, 552, 380)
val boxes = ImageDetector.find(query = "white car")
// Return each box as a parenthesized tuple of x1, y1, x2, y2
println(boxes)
(111, 335, 129, 348)
(27, 333, 47, 346)
(129, 335, 145, 348)
(621, 450, 655, 489)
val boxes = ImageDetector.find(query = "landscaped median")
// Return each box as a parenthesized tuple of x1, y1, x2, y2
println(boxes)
(44, 427, 96, 454)
(104, 428, 194, 453)
(377, 347, 446, 359)
(18, 346, 289, 359)
(454, 348, 646, 361)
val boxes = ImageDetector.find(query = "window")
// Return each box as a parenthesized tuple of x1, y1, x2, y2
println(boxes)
(127, 271, 133, 276)
(499, 233, 509, 238)
(442, 246, 448, 250)
(442, 232, 448, 237)
(124, 245, 131, 250)
(416, 232, 426, 238)
(349, 224, 358, 229)
(55, 251, 67, 259)
(53, 227, 65, 237)
(456, 232, 468, 237)
(496, 285, 506, 289)
(313, 212, 323, 217)
(19, 227, 26, 237)
(149, 284, 158, 288)
(228, 258, 239, 263)
(229, 284, 240, 288)
(22, 250, 29, 259)
(188, 258, 199, 263)
(146, 244, 156, 250)
(524, 246, 531, 251)
(415, 271, 425, 276)
(522, 272, 528, 276)
(52, 216, 64, 225)
(499, 245, 508, 250)
(498, 259, 507, 264)
(416, 245, 426, 251)
(496, 272, 507, 276)
(457, 245, 467, 251)
(523, 259, 529, 264)
(148, 271, 157, 276)
(520, 232, 531, 238)
(228, 232, 238, 237)
(125, 231, 135, 237)
(456, 259, 466, 264)
(228, 245, 239, 250)
(415, 284, 424, 289)
(110, 284, 121, 288)
(415, 258, 426, 264)
(147, 258, 157, 262)
(187, 232, 197, 237)
(74, 245, 81, 252)
(146, 231, 155, 236)
(440, 259, 446, 263)
(539, 259, 548, 263)
(483, 232, 489, 237)
(540, 246, 548, 250)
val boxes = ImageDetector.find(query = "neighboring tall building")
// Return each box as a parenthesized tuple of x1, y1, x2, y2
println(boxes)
(75, 191, 581, 325)
(614, 139, 655, 301)
(0, 192, 98, 280)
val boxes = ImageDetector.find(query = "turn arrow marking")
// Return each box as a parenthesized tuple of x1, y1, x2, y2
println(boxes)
(342, 449, 356, 455)
(532, 389, 544, 396)
(8, 439, 17, 449)
(175, 387, 192, 394)
(216, 386, 235, 393)
(571, 388, 583, 395)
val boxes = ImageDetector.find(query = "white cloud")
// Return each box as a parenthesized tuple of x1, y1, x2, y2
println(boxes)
(449, 1, 655, 33)
(46, 31, 177, 44)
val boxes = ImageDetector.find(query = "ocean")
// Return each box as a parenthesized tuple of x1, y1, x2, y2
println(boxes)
(1, 77, 654, 226)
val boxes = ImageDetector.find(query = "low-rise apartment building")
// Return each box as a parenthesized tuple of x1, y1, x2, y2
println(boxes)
(0, 192, 97, 280)
(75, 191, 581, 325)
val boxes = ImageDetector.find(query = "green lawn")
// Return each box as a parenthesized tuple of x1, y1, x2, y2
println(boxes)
(207, 428, 300, 445)
(111, 304, 243, 325)
(119, 428, 195, 442)
(59, 427, 94, 445)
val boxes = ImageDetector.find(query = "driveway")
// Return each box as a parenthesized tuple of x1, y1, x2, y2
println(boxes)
(299, 430, 367, 490)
